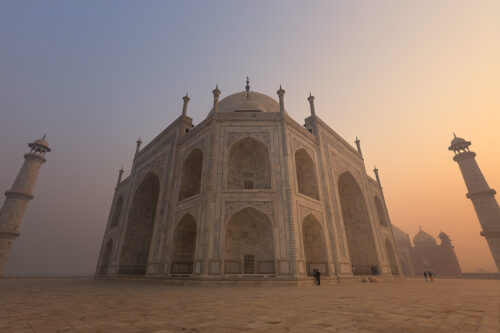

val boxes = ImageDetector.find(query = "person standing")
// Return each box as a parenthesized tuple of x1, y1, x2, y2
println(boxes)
(313, 269, 321, 286)
(423, 271, 428, 282)
(428, 271, 434, 282)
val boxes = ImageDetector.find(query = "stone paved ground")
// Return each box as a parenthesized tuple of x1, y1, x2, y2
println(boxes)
(0, 278, 498, 333)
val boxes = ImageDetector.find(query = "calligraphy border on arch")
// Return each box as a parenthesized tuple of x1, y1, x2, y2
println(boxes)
(226, 132, 271, 147)
(224, 201, 274, 222)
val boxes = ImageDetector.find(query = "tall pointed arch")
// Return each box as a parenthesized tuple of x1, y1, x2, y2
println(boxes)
(227, 137, 271, 189)
(302, 214, 328, 275)
(338, 172, 379, 275)
(99, 239, 113, 274)
(179, 149, 203, 200)
(385, 239, 399, 275)
(295, 149, 319, 199)
(171, 214, 197, 274)
(119, 172, 160, 275)
(224, 207, 275, 274)
(110, 196, 123, 228)
(375, 196, 388, 227)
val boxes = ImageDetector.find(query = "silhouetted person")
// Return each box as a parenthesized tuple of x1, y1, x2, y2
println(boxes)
(423, 271, 428, 282)
(370, 266, 375, 275)
(428, 271, 434, 282)
(313, 269, 321, 286)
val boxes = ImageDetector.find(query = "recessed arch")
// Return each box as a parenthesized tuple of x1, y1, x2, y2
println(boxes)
(99, 239, 113, 274)
(302, 214, 328, 276)
(375, 196, 388, 227)
(227, 137, 271, 190)
(110, 196, 123, 228)
(338, 172, 379, 275)
(119, 172, 160, 275)
(179, 148, 203, 200)
(171, 214, 197, 274)
(295, 149, 319, 200)
(224, 207, 275, 274)
(385, 239, 399, 275)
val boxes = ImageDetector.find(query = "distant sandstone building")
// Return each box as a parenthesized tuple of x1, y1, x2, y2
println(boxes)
(392, 226, 462, 277)
(96, 81, 401, 281)
(449, 134, 500, 272)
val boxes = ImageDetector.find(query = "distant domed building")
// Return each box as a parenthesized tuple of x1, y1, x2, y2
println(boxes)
(392, 226, 462, 277)
(96, 80, 401, 282)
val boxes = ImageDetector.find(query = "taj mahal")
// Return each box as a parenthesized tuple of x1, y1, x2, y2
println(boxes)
(94, 79, 402, 281)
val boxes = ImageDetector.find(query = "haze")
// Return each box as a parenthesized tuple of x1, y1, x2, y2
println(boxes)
(0, 0, 499, 275)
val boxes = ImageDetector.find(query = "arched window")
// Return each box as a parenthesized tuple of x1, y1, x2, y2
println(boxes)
(119, 172, 160, 275)
(227, 137, 271, 190)
(110, 196, 123, 228)
(295, 149, 319, 199)
(171, 214, 197, 274)
(338, 172, 379, 275)
(179, 149, 203, 200)
(375, 196, 388, 227)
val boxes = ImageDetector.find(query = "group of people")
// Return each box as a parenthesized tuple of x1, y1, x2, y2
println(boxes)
(423, 271, 434, 282)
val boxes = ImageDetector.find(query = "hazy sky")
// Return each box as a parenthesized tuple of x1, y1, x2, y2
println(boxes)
(1, 1, 499, 275)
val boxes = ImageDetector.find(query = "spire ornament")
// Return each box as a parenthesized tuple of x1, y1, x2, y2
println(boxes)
(245, 77, 250, 98)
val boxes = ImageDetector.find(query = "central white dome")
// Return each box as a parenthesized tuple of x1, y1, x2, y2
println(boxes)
(217, 91, 280, 113)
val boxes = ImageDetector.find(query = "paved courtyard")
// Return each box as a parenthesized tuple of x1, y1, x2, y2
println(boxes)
(0, 278, 498, 333)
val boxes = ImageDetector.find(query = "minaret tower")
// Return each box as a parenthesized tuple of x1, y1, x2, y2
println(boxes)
(449, 134, 500, 271)
(0, 136, 51, 275)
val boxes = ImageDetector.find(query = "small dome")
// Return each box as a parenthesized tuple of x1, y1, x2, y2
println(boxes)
(413, 228, 437, 247)
(28, 136, 51, 152)
(216, 91, 280, 113)
(34, 138, 49, 147)
(448, 133, 471, 152)
(450, 136, 466, 146)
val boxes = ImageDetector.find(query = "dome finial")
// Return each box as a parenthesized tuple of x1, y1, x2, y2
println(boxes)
(453, 132, 456, 138)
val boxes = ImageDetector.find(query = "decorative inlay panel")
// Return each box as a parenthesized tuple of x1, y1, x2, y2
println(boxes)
(227, 132, 270, 147)
(224, 201, 273, 221)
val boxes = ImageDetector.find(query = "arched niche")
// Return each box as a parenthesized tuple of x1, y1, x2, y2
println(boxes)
(302, 214, 328, 276)
(227, 137, 271, 190)
(295, 149, 319, 200)
(119, 172, 160, 275)
(179, 149, 203, 200)
(171, 214, 197, 274)
(385, 239, 399, 275)
(99, 239, 113, 274)
(338, 172, 379, 275)
(375, 196, 388, 227)
(224, 207, 275, 274)
(110, 196, 123, 228)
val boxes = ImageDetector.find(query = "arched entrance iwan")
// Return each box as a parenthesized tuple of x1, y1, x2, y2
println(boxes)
(99, 239, 113, 274)
(385, 239, 399, 275)
(224, 207, 275, 274)
(227, 137, 271, 190)
(295, 149, 319, 200)
(178, 149, 203, 200)
(302, 214, 328, 276)
(171, 214, 197, 274)
(338, 172, 379, 275)
(119, 172, 160, 275)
